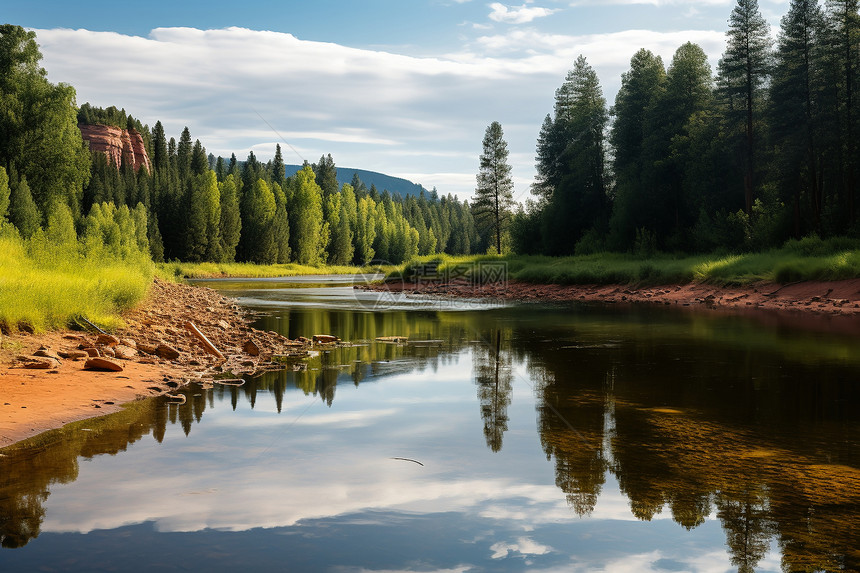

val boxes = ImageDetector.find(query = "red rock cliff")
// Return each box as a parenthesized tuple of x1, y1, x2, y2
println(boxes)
(79, 123, 152, 173)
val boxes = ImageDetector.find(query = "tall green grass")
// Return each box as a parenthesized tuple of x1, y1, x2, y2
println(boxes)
(0, 226, 153, 333)
(389, 236, 860, 287)
(157, 261, 394, 280)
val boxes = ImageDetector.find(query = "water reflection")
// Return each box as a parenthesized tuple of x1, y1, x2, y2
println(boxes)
(1, 287, 859, 571)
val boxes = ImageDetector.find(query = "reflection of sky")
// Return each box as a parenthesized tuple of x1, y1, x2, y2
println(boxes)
(22, 352, 781, 572)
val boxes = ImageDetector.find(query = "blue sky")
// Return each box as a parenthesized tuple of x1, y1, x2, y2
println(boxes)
(7, 0, 788, 199)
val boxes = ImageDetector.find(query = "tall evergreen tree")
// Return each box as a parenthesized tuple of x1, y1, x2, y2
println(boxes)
(152, 121, 168, 172)
(272, 144, 286, 187)
(176, 127, 193, 183)
(642, 42, 714, 246)
(218, 174, 242, 262)
(717, 0, 773, 214)
(538, 55, 609, 254)
(609, 49, 666, 249)
(473, 121, 515, 254)
(825, 0, 860, 223)
(271, 182, 291, 263)
(769, 0, 827, 234)
(313, 153, 339, 197)
(8, 174, 40, 238)
(190, 140, 208, 176)
(184, 170, 221, 262)
(241, 178, 277, 263)
(289, 165, 326, 264)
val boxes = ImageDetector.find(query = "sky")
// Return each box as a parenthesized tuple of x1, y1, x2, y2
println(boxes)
(6, 0, 789, 200)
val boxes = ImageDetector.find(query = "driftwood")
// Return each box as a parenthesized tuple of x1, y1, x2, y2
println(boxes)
(164, 393, 187, 404)
(376, 336, 408, 343)
(184, 321, 225, 360)
(212, 379, 245, 386)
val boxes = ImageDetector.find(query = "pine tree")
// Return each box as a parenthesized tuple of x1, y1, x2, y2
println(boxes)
(825, 0, 860, 223)
(609, 49, 666, 248)
(185, 170, 220, 261)
(152, 121, 168, 172)
(313, 153, 339, 197)
(271, 182, 291, 263)
(9, 174, 40, 238)
(176, 127, 193, 183)
(354, 196, 377, 264)
(272, 144, 286, 187)
(717, 0, 773, 214)
(473, 121, 514, 254)
(218, 174, 242, 262)
(540, 55, 609, 254)
(241, 178, 277, 263)
(641, 42, 714, 246)
(769, 0, 827, 234)
(289, 165, 326, 265)
(190, 140, 208, 176)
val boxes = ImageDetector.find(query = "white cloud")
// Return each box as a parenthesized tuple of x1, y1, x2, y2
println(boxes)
(489, 3, 559, 24)
(33, 25, 729, 200)
(490, 537, 553, 558)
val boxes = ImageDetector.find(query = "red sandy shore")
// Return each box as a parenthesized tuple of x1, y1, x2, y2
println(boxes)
(3, 278, 860, 449)
(370, 278, 860, 335)
(0, 279, 310, 449)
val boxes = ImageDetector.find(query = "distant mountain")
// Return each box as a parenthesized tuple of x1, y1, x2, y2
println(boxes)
(284, 164, 426, 198)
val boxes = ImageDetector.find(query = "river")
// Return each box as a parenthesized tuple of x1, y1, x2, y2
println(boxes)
(1, 276, 859, 572)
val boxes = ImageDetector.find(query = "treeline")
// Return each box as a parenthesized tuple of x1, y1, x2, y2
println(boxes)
(77, 102, 146, 133)
(0, 24, 479, 267)
(513, 0, 860, 255)
(84, 129, 479, 264)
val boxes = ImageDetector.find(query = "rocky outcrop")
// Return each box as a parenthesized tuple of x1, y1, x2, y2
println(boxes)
(79, 123, 152, 173)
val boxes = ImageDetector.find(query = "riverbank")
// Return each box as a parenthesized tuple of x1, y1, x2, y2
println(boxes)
(0, 278, 313, 448)
(369, 278, 860, 336)
(5, 274, 860, 448)
(380, 278, 860, 313)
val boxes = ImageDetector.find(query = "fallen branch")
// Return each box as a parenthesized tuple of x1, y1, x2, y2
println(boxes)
(184, 321, 225, 360)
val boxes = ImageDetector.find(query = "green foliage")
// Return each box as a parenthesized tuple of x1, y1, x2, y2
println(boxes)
(185, 170, 221, 262)
(0, 166, 10, 220)
(289, 165, 327, 265)
(0, 203, 152, 333)
(156, 261, 385, 280)
(8, 174, 40, 238)
(271, 182, 291, 264)
(531, 56, 610, 255)
(218, 174, 242, 262)
(241, 178, 277, 264)
(0, 25, 91, 219)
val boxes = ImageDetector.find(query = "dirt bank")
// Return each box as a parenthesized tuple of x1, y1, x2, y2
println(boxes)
(0, 278, 313, 448)
(369, 278, 860, 334)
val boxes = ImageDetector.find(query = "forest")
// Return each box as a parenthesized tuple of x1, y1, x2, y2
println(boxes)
(1, 0, 860, 275)
(0, 25, 480, 273)
(506, 0, 860, 256)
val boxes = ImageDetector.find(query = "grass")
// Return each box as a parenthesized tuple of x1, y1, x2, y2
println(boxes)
(0, 231, 153, 333)
(388, 236, 860, 287)
(156, 260, 394, 280)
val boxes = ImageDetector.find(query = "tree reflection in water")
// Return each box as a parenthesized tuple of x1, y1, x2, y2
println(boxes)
(1, 303, 859, 572)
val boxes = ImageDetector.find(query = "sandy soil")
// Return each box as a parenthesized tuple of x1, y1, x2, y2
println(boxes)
(0, 278, 312, 448)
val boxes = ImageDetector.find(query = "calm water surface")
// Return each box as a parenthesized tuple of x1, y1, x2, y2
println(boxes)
(2, 277, 859, 572)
